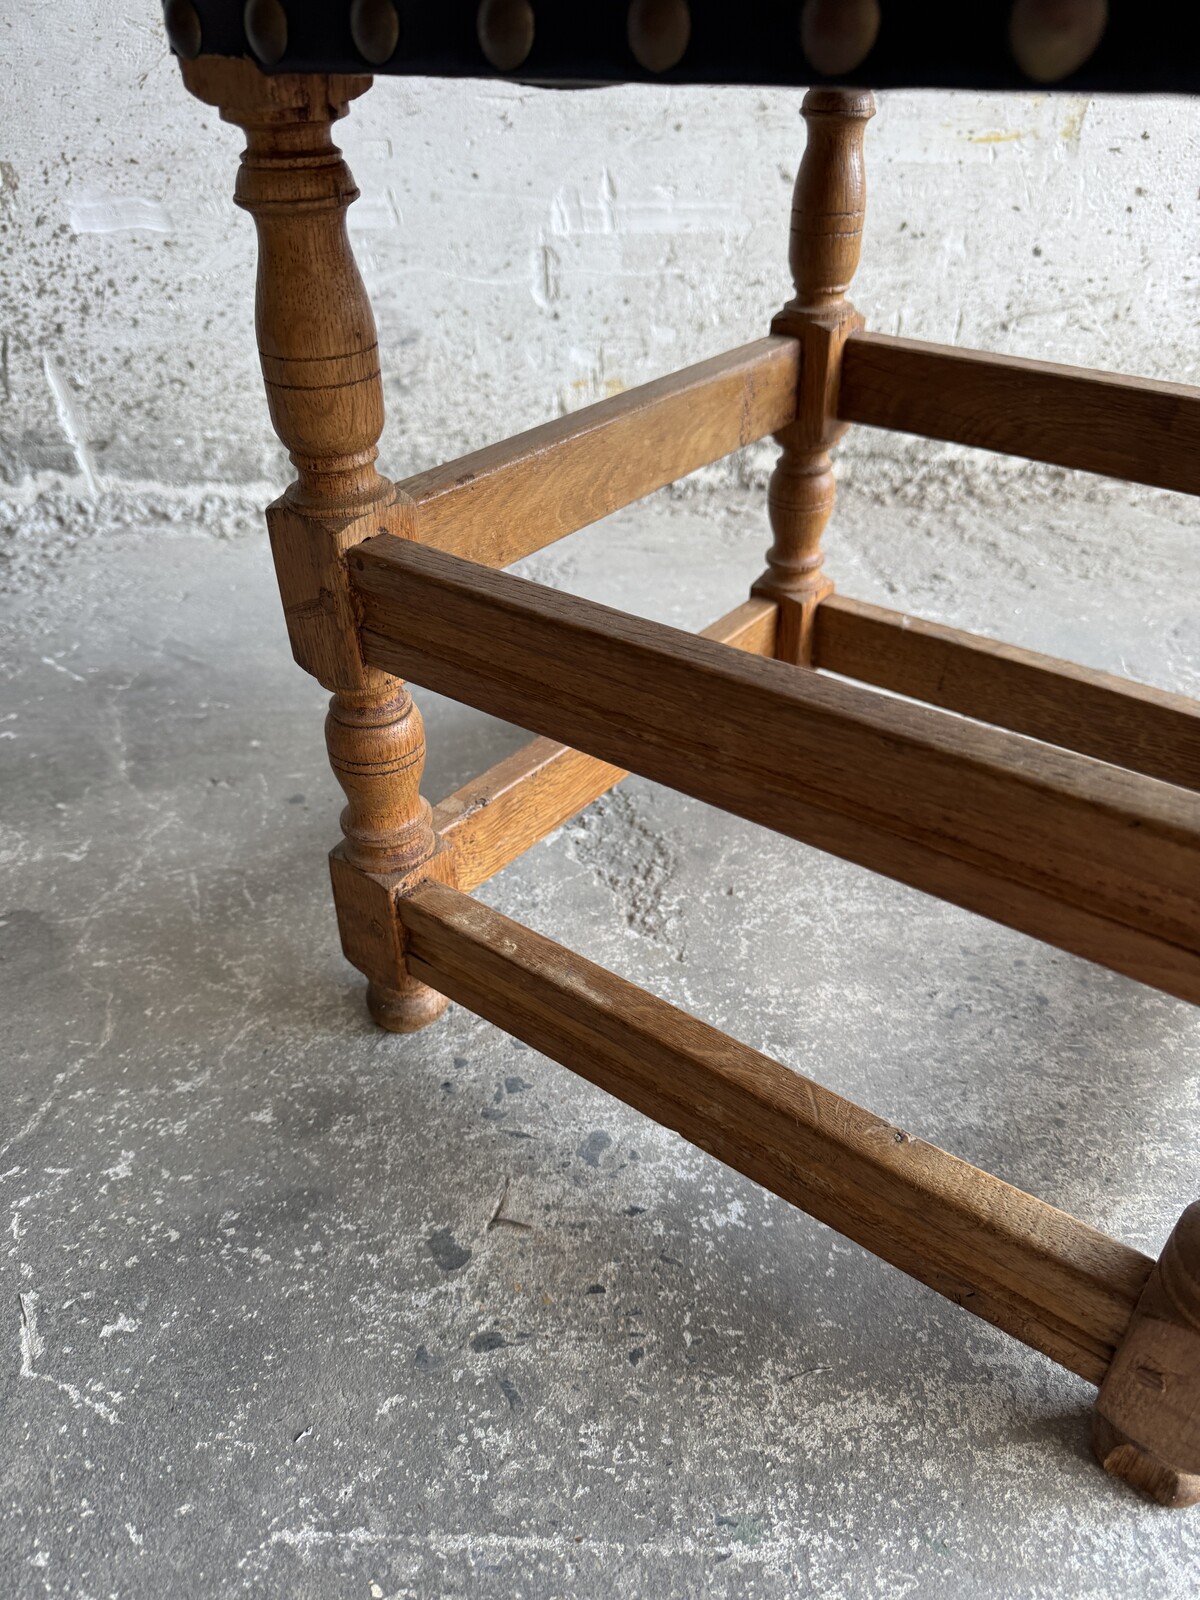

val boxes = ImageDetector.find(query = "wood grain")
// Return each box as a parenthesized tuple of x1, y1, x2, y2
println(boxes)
(839, 332, 1200, 496)
(434, 597, 777, 891)
(815, 594, 1200, 792)
(400, 878, 1152, 1384)
(391, 338, 800, 569)
(350, 536, 1200, 1002)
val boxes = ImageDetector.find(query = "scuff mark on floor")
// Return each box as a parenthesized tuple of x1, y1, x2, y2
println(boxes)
(17, 1287, 122, 1425)
(18, 1289, 44, 1376)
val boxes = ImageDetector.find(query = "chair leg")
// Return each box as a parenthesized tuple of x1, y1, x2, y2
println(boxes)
(179, 58, 449, 1033)
(753, 88, 875, 665)
(1093, 1203, 1200, 1507)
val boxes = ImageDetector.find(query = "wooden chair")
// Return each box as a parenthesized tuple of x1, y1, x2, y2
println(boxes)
(164, 3, 1200, 1505)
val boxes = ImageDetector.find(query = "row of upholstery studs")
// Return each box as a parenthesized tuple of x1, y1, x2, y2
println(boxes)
(163, 0, 1111, 86)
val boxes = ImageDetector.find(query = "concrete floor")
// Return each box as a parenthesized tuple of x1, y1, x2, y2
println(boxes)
(2, 467, 1199, 1597)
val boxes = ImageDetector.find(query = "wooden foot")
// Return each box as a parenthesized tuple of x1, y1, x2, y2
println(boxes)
(1092, 1203, 1200, 1506)
(1092, 1415, 1200, 1509)
(366, 979, 450, 1034)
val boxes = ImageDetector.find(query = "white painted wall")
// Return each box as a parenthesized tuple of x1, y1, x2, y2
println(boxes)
(3, 2, 1199, 562)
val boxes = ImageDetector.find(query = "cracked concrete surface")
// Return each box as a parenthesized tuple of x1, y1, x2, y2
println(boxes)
(2, 466, 1198, 1597)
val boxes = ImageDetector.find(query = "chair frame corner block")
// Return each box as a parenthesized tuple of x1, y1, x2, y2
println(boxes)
(176, 56, 1200, 1507)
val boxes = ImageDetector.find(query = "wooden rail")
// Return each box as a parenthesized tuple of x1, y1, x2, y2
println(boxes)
(392, 337, 800, 568)
(434, 597, 777, 890)
(350, 536, 1200, 1003)
(400, 879, 1152, 1384)
(815, 595, 1200, 792)
(838, 332, 1200, 497)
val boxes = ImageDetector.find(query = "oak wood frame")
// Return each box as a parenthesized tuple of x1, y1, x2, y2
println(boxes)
(177, 61, 1200, 1507)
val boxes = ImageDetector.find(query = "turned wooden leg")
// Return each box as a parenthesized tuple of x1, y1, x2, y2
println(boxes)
(325, 687, 450, 1032)
(752, 88, 875, 665)
(1093, 1203, 1200, 1507)
(179, 58, 448, 1032)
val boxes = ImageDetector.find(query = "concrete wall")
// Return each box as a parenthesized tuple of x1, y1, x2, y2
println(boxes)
(3, 2, 1199, 574)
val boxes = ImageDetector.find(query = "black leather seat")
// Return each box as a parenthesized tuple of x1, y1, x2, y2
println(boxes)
(161, 1, 1199, 93)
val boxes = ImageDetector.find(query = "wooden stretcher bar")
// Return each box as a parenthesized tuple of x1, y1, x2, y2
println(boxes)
(814, 594, 1200, 793)
(393, 337, 800, 570)
(350, 535, 1200, 1004)
(838, 332, 1200, 496)
(399, 878, 1153, 1386)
